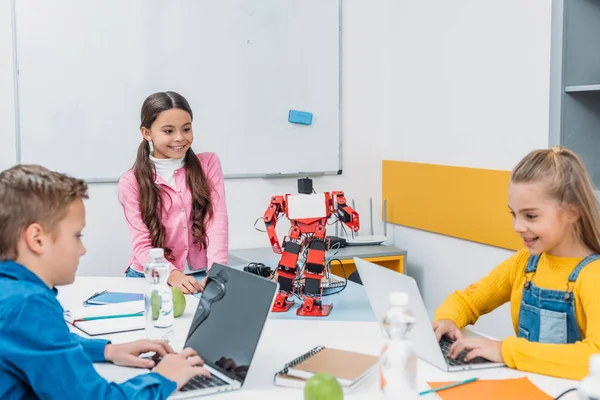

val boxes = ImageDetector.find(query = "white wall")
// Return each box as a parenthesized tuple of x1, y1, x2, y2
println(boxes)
(0, 0, 389, 276)
(385, 0, 552, 338)
(0, 0, 16, 170)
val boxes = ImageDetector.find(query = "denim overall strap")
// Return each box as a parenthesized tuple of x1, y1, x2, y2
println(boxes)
(516, 254, 599, 344)
(525, 254, 541, 274)
(568, 254, 600, 282)
(523, 254, 540, 290)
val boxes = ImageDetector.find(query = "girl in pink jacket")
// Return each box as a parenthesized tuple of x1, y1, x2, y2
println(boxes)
(119, 91, 228, 294)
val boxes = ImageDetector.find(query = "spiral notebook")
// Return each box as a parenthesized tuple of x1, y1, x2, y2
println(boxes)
(273, 345, 378, 392)
(64, 301, 145, 336)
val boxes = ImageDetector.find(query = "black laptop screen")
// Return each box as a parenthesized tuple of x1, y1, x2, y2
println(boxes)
(184, 263, 277, 383)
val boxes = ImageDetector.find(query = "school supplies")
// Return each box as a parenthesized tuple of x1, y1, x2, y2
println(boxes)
(73, 313, 143, 322)
(274, 345, 378, 392)
(83, 290, 144, 306)
(64, 301, 145, 336)
(425, 377, 553, 400)
(419, 377, 478, 396)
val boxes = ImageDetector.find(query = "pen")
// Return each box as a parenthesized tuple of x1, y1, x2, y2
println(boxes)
(74, 312, 143, 322)
(419, 377, 478, 396)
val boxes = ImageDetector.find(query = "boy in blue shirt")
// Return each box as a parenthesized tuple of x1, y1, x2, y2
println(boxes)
(0, 165, 209, 399)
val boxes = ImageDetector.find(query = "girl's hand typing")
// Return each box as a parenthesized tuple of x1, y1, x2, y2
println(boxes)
(432, 319, 463, 342)
(168, 270, 202, 294)
(448, 338, 504, 363)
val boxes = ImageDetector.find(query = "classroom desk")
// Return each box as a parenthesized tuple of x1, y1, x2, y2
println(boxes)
(229, 244, 407, 277)
(58, 277, 579, 399)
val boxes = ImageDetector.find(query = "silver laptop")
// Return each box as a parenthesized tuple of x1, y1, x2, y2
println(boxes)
(354, 257, 505, 372)
(169, 263, 278, 398)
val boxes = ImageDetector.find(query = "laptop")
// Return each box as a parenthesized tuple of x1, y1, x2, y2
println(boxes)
(167, 263, 278, 398)
(353, 257, 505, 372)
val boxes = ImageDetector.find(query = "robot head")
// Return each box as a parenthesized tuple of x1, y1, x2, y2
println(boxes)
(297, 177, 313, 194)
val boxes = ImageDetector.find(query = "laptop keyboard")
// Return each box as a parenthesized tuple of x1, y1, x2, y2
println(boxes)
(439, 336, 490, 366)
(180, 374, 229, 392)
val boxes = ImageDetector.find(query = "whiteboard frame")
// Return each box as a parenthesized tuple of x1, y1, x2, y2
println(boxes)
(10, 0, 343, 182)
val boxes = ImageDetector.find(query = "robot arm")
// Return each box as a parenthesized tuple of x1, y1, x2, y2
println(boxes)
(263, 195, 286, 254)
(331, 191, 360, 233)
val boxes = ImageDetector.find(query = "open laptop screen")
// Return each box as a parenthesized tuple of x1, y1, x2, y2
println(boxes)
(184, 263, 277, 383)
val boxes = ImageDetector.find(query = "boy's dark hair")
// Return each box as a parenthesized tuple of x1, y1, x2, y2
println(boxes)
(0, 164, 88, 261)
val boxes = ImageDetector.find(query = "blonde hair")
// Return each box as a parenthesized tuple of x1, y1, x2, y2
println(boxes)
(0, 165, 88, 261)
(511, 146, 600, 253)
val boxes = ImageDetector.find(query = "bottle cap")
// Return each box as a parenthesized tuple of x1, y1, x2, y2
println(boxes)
(149, 248, 164, 259)
(390, 292, 409, 307)
(590, 354, 600, 376)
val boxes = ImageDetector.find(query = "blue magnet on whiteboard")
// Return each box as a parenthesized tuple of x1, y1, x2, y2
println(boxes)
(288, 110, 313, 125)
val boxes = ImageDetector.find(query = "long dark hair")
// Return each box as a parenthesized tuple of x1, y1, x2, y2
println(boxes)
(134, 91, 213, 260)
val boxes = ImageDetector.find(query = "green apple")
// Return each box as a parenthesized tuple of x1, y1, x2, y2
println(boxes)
(171, 287, 186, 318)
(304, 373, 343, 400)
(151, 290, 160, 320)
(150, 288, 186, 320)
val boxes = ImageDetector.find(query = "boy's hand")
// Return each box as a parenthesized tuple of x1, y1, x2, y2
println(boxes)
(104, 339, 174, 368)
(432, 319, 463, 342)
(169, 270, 202, 294)
(153, 347, 211, 390)
(448, 338, 504, 363)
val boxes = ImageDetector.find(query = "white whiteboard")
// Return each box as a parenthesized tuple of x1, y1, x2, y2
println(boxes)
(14, 0, 341, 180)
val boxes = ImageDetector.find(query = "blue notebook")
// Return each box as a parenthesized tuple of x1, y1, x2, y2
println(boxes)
(84, 291, 144, 306)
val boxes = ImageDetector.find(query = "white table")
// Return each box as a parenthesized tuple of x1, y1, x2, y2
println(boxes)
(58, 277, 580, 399)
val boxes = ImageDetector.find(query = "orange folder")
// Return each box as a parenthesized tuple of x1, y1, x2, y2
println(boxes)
(426, 377, 553, 400)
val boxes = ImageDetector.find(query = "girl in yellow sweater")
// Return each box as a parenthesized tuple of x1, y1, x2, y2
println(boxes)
(433, 147, 600, 380)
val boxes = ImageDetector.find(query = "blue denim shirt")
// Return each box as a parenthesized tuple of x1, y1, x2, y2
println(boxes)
(0, 260, 177, 399)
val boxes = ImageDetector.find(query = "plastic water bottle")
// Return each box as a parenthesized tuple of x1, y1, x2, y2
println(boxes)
(144, 248, 174, 342)
(379, 292, 418, 399)
(579, 354, 600, 400)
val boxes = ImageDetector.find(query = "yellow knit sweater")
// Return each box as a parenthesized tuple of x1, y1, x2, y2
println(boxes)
(434, 249, 600, 380)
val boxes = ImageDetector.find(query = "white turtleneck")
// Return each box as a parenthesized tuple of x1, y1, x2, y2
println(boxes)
(150, 154, 185, 189)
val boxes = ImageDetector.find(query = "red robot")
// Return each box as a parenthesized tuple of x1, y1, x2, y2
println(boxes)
(263, 179, 359, 316)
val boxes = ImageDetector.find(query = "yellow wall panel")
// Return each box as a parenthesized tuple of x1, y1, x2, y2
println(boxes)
(382, 160, 522, 251)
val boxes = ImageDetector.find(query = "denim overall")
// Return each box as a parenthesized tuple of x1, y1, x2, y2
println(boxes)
(517, 254, 600, 344)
